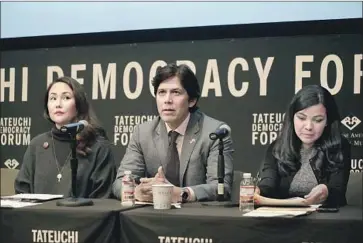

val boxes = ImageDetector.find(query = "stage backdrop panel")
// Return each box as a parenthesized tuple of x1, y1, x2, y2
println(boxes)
(1, 33, 362, 177)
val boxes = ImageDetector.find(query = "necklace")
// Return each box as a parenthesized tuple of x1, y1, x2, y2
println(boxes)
(51, 132, 72, 182)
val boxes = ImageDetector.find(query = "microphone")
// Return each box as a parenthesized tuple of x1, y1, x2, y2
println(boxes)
(57, 119, 93, 207)
(60, 120, 88, 134)
(209, 124, 231, 140)
(201, 124, 232, 206)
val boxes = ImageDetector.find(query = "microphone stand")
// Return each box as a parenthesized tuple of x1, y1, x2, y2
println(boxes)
(201, 137, 232, 207)
(56, 132, 93, 207)
(217, 138, 225, 201)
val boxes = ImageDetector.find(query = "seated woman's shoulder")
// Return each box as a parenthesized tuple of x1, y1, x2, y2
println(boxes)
(29, 132, 51, 146)
(94, 134, 113, 148)
(95, 135, 109, 143)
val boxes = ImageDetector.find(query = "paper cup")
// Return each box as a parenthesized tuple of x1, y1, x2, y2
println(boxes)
(152, 184, 173, 210)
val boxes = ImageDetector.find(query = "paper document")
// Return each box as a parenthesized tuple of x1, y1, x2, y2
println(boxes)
(243, 209, 310, 218)
(1, 199, 41, 208)
(243, 206, 316, 217)
(1, 194, 63, 202)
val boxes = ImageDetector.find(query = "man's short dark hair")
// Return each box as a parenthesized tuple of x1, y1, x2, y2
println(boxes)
(152, 63, 201, 112)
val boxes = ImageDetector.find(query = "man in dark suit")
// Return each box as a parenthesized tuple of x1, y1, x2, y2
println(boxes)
(112, 63, 234, 203)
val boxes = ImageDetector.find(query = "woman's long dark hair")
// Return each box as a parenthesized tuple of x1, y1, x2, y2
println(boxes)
(44, 76, 107, 156)
(273, 85, 343, 175)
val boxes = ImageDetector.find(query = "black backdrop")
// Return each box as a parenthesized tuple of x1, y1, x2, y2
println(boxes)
(1, 18, 362, 179)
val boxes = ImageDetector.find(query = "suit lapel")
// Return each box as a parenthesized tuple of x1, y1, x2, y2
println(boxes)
(153, 119, 169, 173)
(180, 111, 201, 185)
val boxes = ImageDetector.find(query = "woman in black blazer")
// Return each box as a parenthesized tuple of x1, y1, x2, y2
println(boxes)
(257, 85, 351, 207)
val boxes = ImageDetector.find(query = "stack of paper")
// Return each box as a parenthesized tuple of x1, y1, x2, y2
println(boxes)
(1, 194, 63, 208)
(243, 206, 317, 218)
(1, 193, 63, 201)
(1, 200, 41, 208)
(243, 210, 308, 218)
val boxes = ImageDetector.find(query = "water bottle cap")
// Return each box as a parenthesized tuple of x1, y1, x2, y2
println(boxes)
(124, 170, 132, 175)
(243, 173, 252, 178)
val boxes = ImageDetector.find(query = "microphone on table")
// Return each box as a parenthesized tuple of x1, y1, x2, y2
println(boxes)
(60, 120, 88, 134)
(209, 124, 230, 141)
(57, 120, 93, 207)
(202, 124, 232, 207)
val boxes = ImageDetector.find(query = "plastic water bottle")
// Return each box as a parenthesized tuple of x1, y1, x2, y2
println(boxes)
(239, 173, 255, 213)
(121, 170, 135, 206)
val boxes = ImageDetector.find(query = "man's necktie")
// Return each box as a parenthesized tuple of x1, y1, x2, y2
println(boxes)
(165, 131, 180, 186)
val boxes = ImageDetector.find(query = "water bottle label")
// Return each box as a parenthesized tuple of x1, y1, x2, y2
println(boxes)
(122, 183, 135, 202)
(218, 183, 224, 194)
(240, 186, 254, 195)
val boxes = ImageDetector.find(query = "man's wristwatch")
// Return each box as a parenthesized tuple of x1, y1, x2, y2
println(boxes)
(180, 188, 190, 203)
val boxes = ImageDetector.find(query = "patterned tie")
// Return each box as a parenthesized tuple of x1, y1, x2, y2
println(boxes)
(165, 131, 180, 186)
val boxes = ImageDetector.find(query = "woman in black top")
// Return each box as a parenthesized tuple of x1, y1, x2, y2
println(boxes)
(15, 76, 116, 198)
(257, 85, 351, 207)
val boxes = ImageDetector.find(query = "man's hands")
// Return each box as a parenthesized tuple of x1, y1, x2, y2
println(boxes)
(134, 178, 154, 202)
(134, 166, 182, 203)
